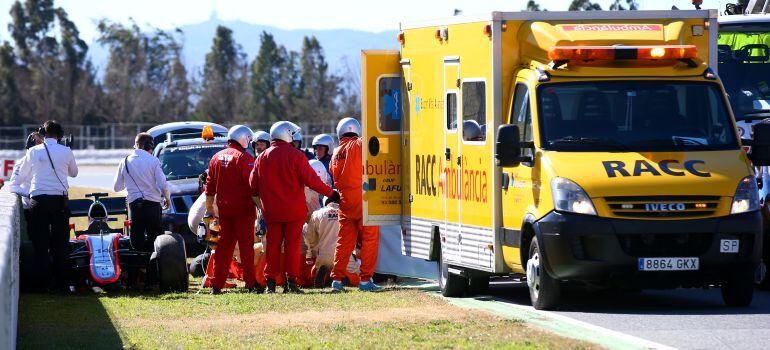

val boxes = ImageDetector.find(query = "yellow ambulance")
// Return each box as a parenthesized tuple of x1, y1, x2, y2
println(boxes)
(360, 10, 770, 309)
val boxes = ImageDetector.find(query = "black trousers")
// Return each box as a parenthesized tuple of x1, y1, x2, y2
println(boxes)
(23, 208, 32, 237)
(29, 195, 70, 289)
(129, 199, 163, 252)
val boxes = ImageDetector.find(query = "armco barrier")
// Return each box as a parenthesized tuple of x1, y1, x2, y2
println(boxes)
(0, 191, 20, 350)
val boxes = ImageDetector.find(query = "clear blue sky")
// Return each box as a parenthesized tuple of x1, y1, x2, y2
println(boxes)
(0, 0, 727, 42)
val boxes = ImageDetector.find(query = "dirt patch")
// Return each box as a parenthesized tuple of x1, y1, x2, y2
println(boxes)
(119, 304, 489, 331)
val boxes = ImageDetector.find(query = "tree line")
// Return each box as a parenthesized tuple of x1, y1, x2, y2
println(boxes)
(0, 0, 358, 127)
(527, 0, 639, 11)
(0, 0, 644, 127)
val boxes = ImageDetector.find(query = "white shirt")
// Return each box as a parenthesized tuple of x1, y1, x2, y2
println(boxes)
(15, 138, 78, 197)
(7, 157, 32, 208)
(303, 203, 359, 274)
(113, 149, 169, 203)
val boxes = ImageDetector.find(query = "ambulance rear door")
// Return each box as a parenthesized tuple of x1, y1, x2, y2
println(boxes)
(361, 50, 404, 226)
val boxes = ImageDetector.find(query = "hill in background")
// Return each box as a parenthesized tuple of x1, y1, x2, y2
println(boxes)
(89, 15, 399, 76)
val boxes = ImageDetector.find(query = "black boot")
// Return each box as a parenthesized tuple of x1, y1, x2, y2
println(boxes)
(248, 284, 265, 294)
(266, 280, 276, 294)
(314, 265, 328, 288)
(284, 280, 304, 294)
(211, 288, 222, 295)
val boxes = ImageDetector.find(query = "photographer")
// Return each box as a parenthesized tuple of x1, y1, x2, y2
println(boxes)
(113, 132, 170, 252)
(7, 131, 44, 233)
(13, 121, 78, 292)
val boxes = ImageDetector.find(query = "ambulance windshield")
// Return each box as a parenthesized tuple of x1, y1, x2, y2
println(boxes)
(537, 81, 738, 152)
(718, 23, 770, 120)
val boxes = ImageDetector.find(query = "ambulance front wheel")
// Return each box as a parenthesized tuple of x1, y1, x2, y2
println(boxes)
(438, 246, 467, 297)
(721, 267, 754, 307)
(757, 259, 770, 290)
(526, 238, 561, 310)
(153, 232, 189, 292)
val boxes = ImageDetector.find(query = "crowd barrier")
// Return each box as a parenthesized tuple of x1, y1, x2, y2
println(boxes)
(0, 191, 20, 350)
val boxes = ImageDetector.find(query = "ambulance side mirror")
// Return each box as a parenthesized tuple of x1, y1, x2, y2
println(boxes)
(496, 125, 522, 167)
(751, 121, 770, 166)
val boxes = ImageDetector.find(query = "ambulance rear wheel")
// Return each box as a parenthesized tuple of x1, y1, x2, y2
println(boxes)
(467, 276, 490, 295)
(438, 246, 467, 297)
(527, 238, 560, 310)
(154, 232, 189, 292)
(721, 268, 754, 307)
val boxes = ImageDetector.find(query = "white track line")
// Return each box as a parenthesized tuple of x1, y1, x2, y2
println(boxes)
(483, 294, 677, 350)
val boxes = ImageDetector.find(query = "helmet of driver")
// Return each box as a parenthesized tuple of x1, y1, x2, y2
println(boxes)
(270, 121, 300, 143)
(308, 159, 330, 186)
(312, 134, 335, 149)
(228, 125, 253, 149)
(462, 120, 481, 141)
(336, 117, 361, 138)
(253, 130, 270, 143)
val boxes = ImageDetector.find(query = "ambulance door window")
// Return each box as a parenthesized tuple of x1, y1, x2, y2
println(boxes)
(446, 92, 458, 130)
(378, 76, 402, 132)
(461, 81, 486, 142)
(511, 84, 532, 142)
(511, 83, 533, 163)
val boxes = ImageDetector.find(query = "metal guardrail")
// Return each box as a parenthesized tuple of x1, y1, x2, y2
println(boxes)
(0, 191, 20, 350)
(0, 121, 339, 150)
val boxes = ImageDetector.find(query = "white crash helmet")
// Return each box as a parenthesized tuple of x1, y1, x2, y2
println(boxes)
(308, 159, 330, 186)
(228, 125, 254, 149)
(336, 117, 361, 137)
(253, 130, 270, 143)
(462, 120, 481, 141)
(312, 134, 335, 150)
(270, 121, 300, 143)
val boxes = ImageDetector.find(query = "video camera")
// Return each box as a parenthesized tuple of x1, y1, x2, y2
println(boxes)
(725, 2, 747, 15)
(37, 126, 75, 148)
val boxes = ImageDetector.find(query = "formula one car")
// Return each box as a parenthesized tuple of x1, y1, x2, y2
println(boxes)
(67, 193, 189, 292)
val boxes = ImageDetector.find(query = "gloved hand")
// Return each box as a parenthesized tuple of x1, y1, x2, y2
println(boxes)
(258, 217, 266, 233)
(162, 194, 171, 210)
(325, 190, 341, 206)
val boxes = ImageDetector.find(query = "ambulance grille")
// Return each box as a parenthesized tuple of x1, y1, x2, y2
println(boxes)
(616, 233, 713, 257)
(604, 196, 720, 219)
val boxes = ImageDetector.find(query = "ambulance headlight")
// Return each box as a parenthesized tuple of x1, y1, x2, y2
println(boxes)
(731, 176, 760, 214)
(551, 177, 596, 216)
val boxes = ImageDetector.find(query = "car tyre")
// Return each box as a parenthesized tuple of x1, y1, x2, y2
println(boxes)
(438, 244, 467, 297)
(722, 268, 754, 307)
(189, 252, 210, 278)
(527, 238, 561, 310)
(467, 275, 490, 295)
(153, 232, 189, 292)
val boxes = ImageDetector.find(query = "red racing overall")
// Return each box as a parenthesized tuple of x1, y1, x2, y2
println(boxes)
(205, 141, 257, 290)
(330, 136, 380, 283)
(249, 140, 333, 284)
